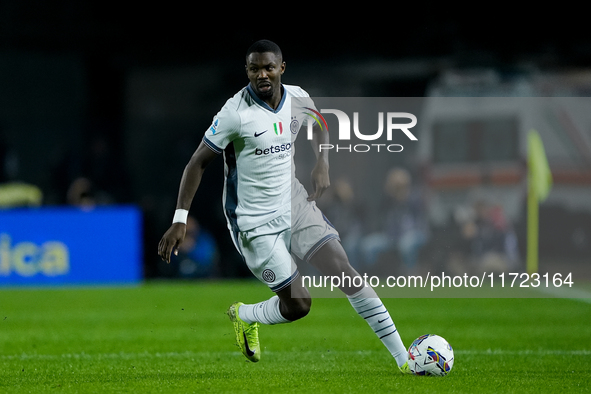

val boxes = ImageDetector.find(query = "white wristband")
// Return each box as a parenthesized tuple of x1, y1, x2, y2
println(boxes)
(172, 209, 189, 224)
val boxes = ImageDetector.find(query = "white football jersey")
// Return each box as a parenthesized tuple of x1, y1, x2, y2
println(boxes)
(203, 84, 313, 232)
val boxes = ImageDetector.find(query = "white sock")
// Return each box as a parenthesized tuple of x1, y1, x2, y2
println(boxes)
(347, 286, 408, 367)
(238, 295, 290, 325)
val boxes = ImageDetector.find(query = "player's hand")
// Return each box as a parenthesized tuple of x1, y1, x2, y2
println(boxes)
(308, 160, 330, 201)
(158, 223, 186, 264)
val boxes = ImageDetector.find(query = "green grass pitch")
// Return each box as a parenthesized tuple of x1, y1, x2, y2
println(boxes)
(1, 280, 590, 393)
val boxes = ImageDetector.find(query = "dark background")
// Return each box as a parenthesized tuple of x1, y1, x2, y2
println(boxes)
(1, 2, 589, 277)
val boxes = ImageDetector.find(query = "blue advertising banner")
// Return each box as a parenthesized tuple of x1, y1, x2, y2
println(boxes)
(0, 206, 142, 286)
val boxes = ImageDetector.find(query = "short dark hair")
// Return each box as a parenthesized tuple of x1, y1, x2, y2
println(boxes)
(246, 39, 283, 61)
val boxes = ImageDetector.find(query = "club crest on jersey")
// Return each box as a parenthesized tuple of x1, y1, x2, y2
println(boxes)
(209, 119, 219, 134)
(290, 117, 300, 134)
(273, 122, 283, 135)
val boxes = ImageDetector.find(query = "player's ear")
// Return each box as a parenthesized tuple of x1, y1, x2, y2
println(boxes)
(280, 61, 286, 74)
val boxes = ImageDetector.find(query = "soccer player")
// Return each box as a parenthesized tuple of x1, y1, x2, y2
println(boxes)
(158, 40, 412, 374)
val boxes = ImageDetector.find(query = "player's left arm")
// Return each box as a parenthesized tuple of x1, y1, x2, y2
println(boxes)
(308, 122, 330, 201)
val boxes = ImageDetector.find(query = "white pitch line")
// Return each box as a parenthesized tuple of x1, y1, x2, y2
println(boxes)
(536, 285, 591, 303)
(456, 349, 591, 356)
(2, 349, 590, 361)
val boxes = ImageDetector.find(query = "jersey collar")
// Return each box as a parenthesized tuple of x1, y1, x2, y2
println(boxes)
(246, 83, 286, 113)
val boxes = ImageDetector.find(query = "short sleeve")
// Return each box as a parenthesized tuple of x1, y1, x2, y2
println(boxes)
(289, 87, 320, 131)
(202, 105, 241, 154)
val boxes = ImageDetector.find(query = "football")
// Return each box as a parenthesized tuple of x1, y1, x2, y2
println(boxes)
(407, 334, 454, 376)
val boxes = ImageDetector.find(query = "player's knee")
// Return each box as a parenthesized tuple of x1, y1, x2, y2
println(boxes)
(282, 297, 311, 321)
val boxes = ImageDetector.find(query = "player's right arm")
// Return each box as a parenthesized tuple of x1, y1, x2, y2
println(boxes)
(158, 141, 218, 263)
(159, 98, 240, 263)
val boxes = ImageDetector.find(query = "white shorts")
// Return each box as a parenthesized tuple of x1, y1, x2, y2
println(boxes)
(233, 199, 340, 292)
(236, 212, 298, 293)
(291, 199, 340, 262)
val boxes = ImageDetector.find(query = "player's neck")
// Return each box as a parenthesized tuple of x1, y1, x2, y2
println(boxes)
(261, 85, 284, 110)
